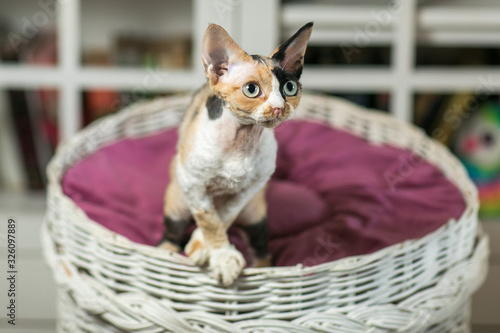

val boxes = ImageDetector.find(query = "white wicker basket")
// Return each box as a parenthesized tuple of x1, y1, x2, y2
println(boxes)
(43, 93, 489, 333)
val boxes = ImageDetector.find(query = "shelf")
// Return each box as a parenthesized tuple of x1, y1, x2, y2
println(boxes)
(413, 68, 500, 91)
(0, 65, 60, 88)
(294, 67, 500, 92)
(3, 63, 498, 93)
(0, 65, 202, 90)
(79, 68, 201, 90)
(304, 30, 393, 46)
(302, 67, 393, 91)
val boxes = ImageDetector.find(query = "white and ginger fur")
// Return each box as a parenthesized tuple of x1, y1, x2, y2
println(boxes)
(160, 23, 313, 286)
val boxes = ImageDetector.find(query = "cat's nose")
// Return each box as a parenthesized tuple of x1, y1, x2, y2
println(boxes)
(273, 107, 283, 117)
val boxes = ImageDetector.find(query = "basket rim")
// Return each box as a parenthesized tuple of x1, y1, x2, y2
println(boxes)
(45, 92, 480, 276)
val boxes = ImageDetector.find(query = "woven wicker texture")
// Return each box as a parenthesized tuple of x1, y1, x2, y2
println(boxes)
(43, 93, 489, 332)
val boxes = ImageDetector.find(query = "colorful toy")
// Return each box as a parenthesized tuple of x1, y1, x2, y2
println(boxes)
(453, 102, 500, 218)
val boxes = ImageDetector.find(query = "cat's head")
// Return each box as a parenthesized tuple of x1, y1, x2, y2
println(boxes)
(201, 22, 313, 128)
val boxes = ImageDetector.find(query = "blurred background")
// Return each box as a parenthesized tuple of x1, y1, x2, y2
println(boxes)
(0, 0, 499, 332)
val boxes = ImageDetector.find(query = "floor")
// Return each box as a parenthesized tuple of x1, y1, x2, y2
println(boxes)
(0, 191, 498, 332)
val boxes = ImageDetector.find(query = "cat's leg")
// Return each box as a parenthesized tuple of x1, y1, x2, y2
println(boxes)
(235, 186, 272, 267)
(184, 208, 227, 265)
(159, 162, 192, 252)
(184, 195, 245, 286)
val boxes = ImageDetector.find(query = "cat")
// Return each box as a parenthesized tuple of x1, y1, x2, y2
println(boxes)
(159, 22, 313, 285)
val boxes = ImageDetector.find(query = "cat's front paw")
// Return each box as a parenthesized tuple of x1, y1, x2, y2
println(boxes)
(209, 245, 246, 286)
(185, 229, 210, 265)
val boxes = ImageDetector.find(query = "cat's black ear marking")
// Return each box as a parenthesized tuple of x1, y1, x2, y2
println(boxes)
(206, 95, 224, 120)
(271, 22, 313, 77)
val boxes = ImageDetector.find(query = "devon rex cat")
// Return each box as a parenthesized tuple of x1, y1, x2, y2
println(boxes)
(159, 22, 313, 285)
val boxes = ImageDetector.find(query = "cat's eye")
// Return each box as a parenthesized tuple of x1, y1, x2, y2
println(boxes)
(283, 80, 298, 96)
(242, 83, 260, 98)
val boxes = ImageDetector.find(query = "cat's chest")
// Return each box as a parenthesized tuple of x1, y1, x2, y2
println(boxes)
(188, 122, 277, 193)
(206, 157, 260, 195)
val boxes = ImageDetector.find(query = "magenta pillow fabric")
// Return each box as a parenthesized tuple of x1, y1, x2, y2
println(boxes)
(62, 120, 465, 267)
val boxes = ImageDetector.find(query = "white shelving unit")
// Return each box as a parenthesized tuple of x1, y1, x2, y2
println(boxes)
(1, 0, 499, 142)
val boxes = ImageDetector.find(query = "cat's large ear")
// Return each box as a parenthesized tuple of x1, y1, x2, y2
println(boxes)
(271, 22, 313, 78)
(201, 24, 246, 84)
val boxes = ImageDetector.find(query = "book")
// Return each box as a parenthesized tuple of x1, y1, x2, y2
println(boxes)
(5, 89, 44, 189)
(23, 27, 59, 184)
(0, 90, 27, 191)
(0, 19, 27, 190)
(1, 26, 58, 189)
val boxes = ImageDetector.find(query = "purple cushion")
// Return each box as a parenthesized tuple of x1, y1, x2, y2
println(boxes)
(62, 120, 465, 267)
